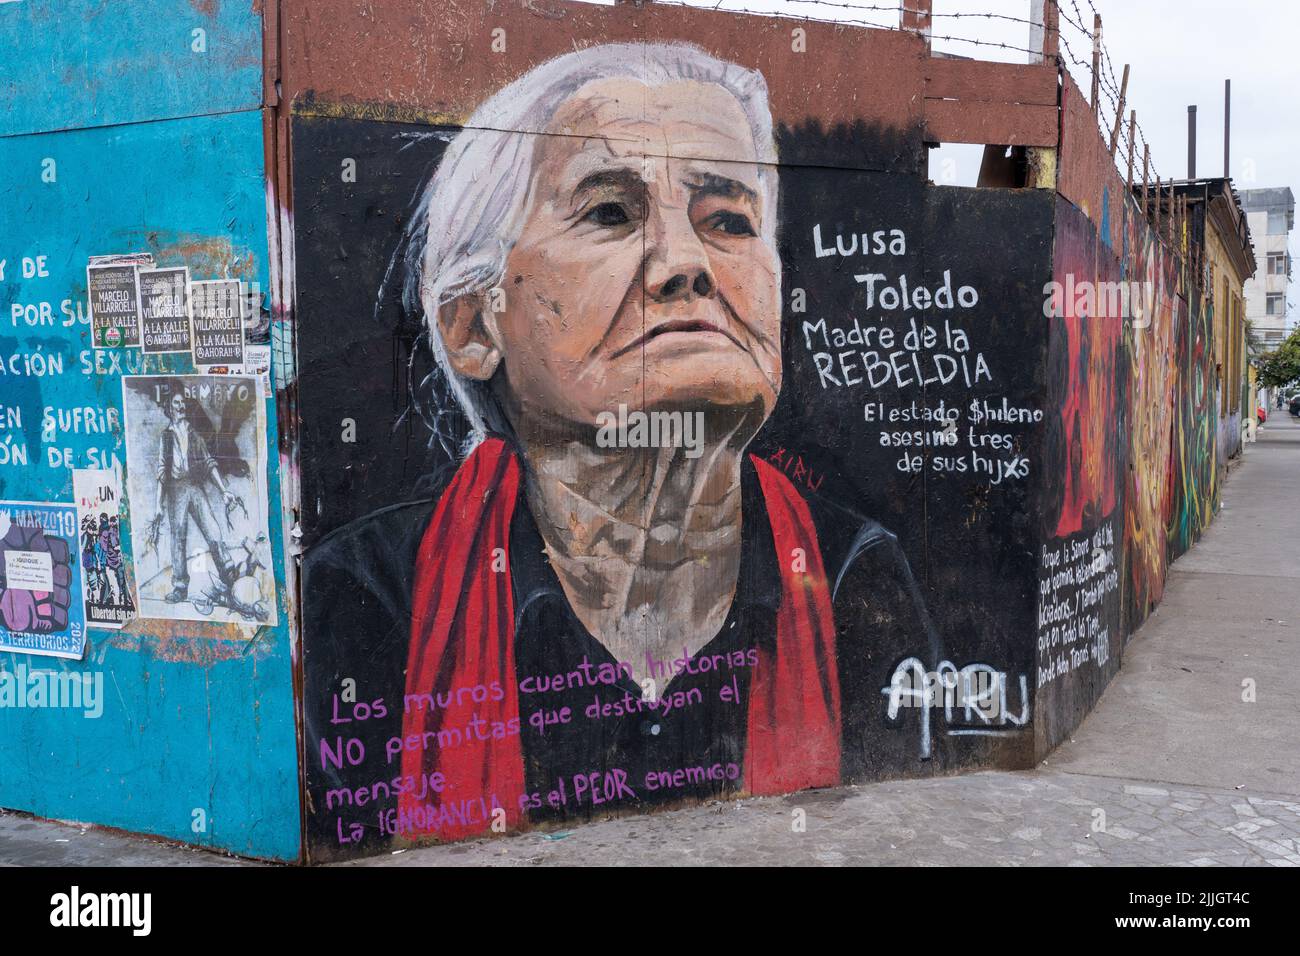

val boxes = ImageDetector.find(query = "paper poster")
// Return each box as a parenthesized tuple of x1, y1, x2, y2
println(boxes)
(121, 375, 276, 626)
(244, 343, 272, 397)
(73, 468, 136, 630)
(0, 500, 86, 659)
(190, 279, 246, 371)
(138, 266, 193, 354)
(87, 263, 142, 349)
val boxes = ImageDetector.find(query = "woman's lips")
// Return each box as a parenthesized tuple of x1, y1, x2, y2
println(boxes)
(613, 319, 743, 357)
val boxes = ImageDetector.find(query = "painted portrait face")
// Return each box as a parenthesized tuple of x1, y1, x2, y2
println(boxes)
(447, 77, 782, 440)
(169, 393, 186, 421)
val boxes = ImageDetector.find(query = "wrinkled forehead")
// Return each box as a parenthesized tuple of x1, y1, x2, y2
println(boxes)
(534, 77, 764, 191)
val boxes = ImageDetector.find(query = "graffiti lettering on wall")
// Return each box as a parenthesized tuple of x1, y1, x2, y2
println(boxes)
(798, 245, 1041, 484)
(1037, 516, 1120, 688)
(121, 375, 275, 625)
(883, 657, 1030, 759)
(297, 41, 1043, 857)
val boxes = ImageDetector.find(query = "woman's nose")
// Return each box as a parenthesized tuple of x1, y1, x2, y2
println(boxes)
(644, 211, 717, 303)
(653, 270, 715, 300)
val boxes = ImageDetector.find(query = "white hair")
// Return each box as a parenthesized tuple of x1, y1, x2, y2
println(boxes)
(404, 41, 781, 451)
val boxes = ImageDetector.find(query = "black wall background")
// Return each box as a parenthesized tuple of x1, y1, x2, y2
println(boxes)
(292, 113, 1057, 855)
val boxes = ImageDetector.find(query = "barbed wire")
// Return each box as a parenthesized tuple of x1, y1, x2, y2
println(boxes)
(657, 0, 1061, 57)
(1069, 0, 1177, 191)
(1058, 0, 1095, 39)
(782, 0, 1053, 31)
(1097, 44, 1167, 192)
(687, 0, 1160, 186)
(1055, 22, 1129, 167)
(660, 1, 1174, 211)
(1052, 2, 1169, 189)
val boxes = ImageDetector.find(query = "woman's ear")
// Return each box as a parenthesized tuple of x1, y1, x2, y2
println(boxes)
(435, 293, 503, 381)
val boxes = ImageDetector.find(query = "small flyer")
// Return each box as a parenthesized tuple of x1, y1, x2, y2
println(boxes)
(0, 501, 86, 659)
(87, 263, 142, 349)
(73, 468, 136, 630)
(138, 266, 193, 354)
(244, 343, 272, 397)
(191, 279, 246, 371)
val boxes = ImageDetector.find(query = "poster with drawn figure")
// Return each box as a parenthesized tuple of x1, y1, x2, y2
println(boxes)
(0, 500, 86, 659)
(73, 468, 136, 630)
(121, 375, 277, 626)
(138, 266, 193, 354)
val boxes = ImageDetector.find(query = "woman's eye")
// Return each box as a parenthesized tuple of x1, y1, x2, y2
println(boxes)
(708, 210, 756, 237)
(583, 202, 631, 227)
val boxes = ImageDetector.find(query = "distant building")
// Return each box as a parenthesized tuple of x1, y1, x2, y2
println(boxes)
(1240, 186, 1294, 349)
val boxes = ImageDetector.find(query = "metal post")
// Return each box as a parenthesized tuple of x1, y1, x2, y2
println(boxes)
(1224, 79, 1232, 177)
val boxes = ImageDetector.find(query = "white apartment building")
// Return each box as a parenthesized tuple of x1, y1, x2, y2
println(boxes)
(1240, 186, 1294, 349)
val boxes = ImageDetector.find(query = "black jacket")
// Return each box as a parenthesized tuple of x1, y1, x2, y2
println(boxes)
(301, 455, 940, 856)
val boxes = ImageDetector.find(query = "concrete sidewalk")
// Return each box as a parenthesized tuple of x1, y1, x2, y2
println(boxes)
(1048, 415, 1300, 798)
(3, 418, 1297, 866)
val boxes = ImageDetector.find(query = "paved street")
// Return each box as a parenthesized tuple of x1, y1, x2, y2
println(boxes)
(3, 416, 1297, 867)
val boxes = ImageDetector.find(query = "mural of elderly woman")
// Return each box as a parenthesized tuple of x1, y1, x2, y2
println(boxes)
(304, 42, 937, 847)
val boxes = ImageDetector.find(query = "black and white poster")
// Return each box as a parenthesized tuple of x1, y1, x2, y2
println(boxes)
(121, 374, 276, 626)
(138, 266, 193, 354)
(190, 279, 246, 370)
(86, 263, 141, 349)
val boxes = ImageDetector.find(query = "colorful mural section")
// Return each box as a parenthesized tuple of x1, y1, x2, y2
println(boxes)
(1049, 63, 1230, 655)
(1036, 177, 1232, 752)
(1167, 253, 1218, 563)
(1035, 198, 1126, 752)
(0, 0, 1242, 864)
(292, 42, 1053, 861)
(1121, 208, 1180, 632)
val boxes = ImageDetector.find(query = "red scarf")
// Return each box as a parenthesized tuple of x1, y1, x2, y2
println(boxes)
(400, 438, 840, 841)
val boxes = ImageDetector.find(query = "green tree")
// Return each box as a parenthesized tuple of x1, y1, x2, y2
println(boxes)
(1258, 327, 1300, 389)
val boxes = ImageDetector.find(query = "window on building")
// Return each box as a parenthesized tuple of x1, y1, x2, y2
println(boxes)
(1266, 294, 1285, 315)
(1268, 253, 1288, 275)
(1268, 210, 1289, 233)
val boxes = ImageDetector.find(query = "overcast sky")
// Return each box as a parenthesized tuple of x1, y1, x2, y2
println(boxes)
(580, 0, 1297, 273)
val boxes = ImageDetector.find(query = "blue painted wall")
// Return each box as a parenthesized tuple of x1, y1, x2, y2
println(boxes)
(0, 0, 264, 138)
(0, 2, 298, 861)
